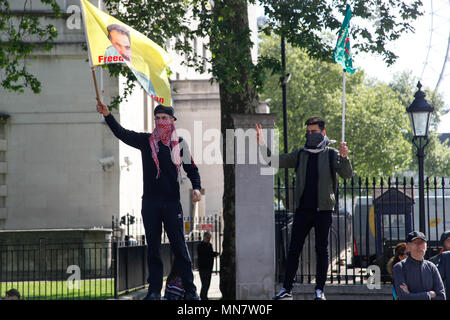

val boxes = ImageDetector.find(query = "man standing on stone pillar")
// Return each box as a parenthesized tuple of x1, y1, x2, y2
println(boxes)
(256, 116, 353, 300)
(97, 101, 202, 300)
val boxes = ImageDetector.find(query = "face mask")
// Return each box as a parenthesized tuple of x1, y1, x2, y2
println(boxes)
(155, 118, 171, 128)
(155, 119, 173, 144)
(305, 132, 325, 148)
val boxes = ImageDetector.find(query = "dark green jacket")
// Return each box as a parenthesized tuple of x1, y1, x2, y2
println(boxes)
(260, 145, 353, 211)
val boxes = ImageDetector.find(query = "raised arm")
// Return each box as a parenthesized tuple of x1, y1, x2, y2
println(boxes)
(97, 101, 147, 149)
(256, 124, 298, 168)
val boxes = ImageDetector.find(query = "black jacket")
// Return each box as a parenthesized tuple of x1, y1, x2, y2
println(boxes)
(437, 251, 450, 299)
(393, 255, 446, 300)
(197, 241, 216, 270)
(104, 113, 201, 200)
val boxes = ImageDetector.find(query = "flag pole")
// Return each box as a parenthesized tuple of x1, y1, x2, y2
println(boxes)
(91, 67, 101, 103)
(342, 69, 346, 143)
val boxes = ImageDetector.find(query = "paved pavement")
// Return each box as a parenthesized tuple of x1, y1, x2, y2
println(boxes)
(117, 270, 222, 300)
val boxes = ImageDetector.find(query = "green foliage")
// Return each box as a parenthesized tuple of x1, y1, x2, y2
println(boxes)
(260, 0, 423, 65)
(259, 34, 413, 178)
(0, 0, 61, 93)
(102, 0, 423, 107)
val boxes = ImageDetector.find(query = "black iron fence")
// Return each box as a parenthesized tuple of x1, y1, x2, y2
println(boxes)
(0, 215, 223, 300)
(275, 176, 450, 285)
(0, 241, 114, 300)
(113, 214, 223, 275)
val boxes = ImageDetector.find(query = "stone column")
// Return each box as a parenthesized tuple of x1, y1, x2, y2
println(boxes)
(232, 113, 278, 300)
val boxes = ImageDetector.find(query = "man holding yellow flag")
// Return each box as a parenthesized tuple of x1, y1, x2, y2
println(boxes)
(81, 0, 202, 300)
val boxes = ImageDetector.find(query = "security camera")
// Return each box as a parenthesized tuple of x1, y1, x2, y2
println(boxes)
(98, 156, 115, 171)
(121, 156, 133, 171)
(124, 157, 132, 166)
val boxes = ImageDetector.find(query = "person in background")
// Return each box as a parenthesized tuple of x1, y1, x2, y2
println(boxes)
(393, 231, 445, 300)
(197, 231, 219, 300)
(429, 230, 450, 266)
(437, 251, 450, 299)
(5, 289, 20, 300)
(387, 242, 408, 300)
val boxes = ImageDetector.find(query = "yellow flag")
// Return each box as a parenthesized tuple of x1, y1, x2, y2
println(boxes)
(80, 0, 172, 106)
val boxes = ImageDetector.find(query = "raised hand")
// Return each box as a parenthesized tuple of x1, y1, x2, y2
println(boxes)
(255, 124, 265, 146)
(96, 101, 110, 116)
(192, 189, 201, 202)
(339, 142, 349, 158)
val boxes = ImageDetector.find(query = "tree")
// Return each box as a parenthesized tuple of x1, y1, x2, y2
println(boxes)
(0, 0, 60, 93)
(259, 34, 413, 178)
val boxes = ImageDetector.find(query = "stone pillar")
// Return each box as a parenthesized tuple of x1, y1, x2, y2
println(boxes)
(232, 113, 277, 300)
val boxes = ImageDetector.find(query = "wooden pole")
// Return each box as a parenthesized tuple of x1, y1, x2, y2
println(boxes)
(91, 67, 101, 103)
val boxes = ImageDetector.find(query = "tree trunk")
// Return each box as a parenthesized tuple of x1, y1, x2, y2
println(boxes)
(210, 0, 259, 300)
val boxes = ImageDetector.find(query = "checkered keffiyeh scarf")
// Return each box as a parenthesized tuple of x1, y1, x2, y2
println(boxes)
(149, 119, 181, 180)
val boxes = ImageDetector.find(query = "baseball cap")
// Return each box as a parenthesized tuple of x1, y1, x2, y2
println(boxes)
(406, 231, 426, 243)
(154, 105, 177, 121)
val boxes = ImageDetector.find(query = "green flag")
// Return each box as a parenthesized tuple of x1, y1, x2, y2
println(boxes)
(332, 4, 356, 74)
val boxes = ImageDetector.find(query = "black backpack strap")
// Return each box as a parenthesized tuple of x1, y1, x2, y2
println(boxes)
(328, 147, 336, 190)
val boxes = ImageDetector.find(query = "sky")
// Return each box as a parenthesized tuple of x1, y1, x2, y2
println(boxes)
(354, 0, 450, 133)
(255, 1, 450, 133)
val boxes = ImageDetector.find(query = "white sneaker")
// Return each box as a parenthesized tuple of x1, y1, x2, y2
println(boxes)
(273, 288, 293, 300)
(314, 289, 326, 300)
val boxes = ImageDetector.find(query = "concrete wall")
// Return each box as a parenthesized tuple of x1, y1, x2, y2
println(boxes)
(0, 2, 225, 233)
(0, 51, 122, 230)
(234, 113, 278, 300)
(0, 1, 129, 231)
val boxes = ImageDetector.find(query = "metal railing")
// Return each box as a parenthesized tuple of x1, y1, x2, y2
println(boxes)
(0, 214, 223, 299)
(275, 176, 450, 285)
(113, 214, 223, 274)
(0, 241, 114, 300)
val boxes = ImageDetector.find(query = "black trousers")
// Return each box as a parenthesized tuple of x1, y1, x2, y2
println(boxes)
(141, 198, 196, 295)
(199, 268, 213, 300)
(283, 208, 332, 292)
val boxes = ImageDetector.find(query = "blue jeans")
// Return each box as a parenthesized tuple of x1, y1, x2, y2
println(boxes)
(141, 198, 196, 295)
(283, 208, 332, 292)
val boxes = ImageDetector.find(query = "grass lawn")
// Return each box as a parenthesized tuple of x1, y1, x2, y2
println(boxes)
(1, 278, 115, 300)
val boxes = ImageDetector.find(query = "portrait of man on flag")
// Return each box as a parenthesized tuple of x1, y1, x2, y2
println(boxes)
(104, 24, 132, 63)
(80, 0, 171, 105)
(103, 24, 157, 97)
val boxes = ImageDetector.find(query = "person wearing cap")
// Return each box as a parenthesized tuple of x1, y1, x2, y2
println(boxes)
(96, 101, 202, 300)
(429, 230, 450, 266)
(437, 251, 450, 300)
(429, 230, 450, 299)
(393, 231, 446, 300)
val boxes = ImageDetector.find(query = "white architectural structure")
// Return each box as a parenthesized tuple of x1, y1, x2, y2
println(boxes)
(0, 1, 260, 240)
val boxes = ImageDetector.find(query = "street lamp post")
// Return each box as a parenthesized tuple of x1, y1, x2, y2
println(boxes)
(406, 82, 434, 234)
(280, 34, 290, 211)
